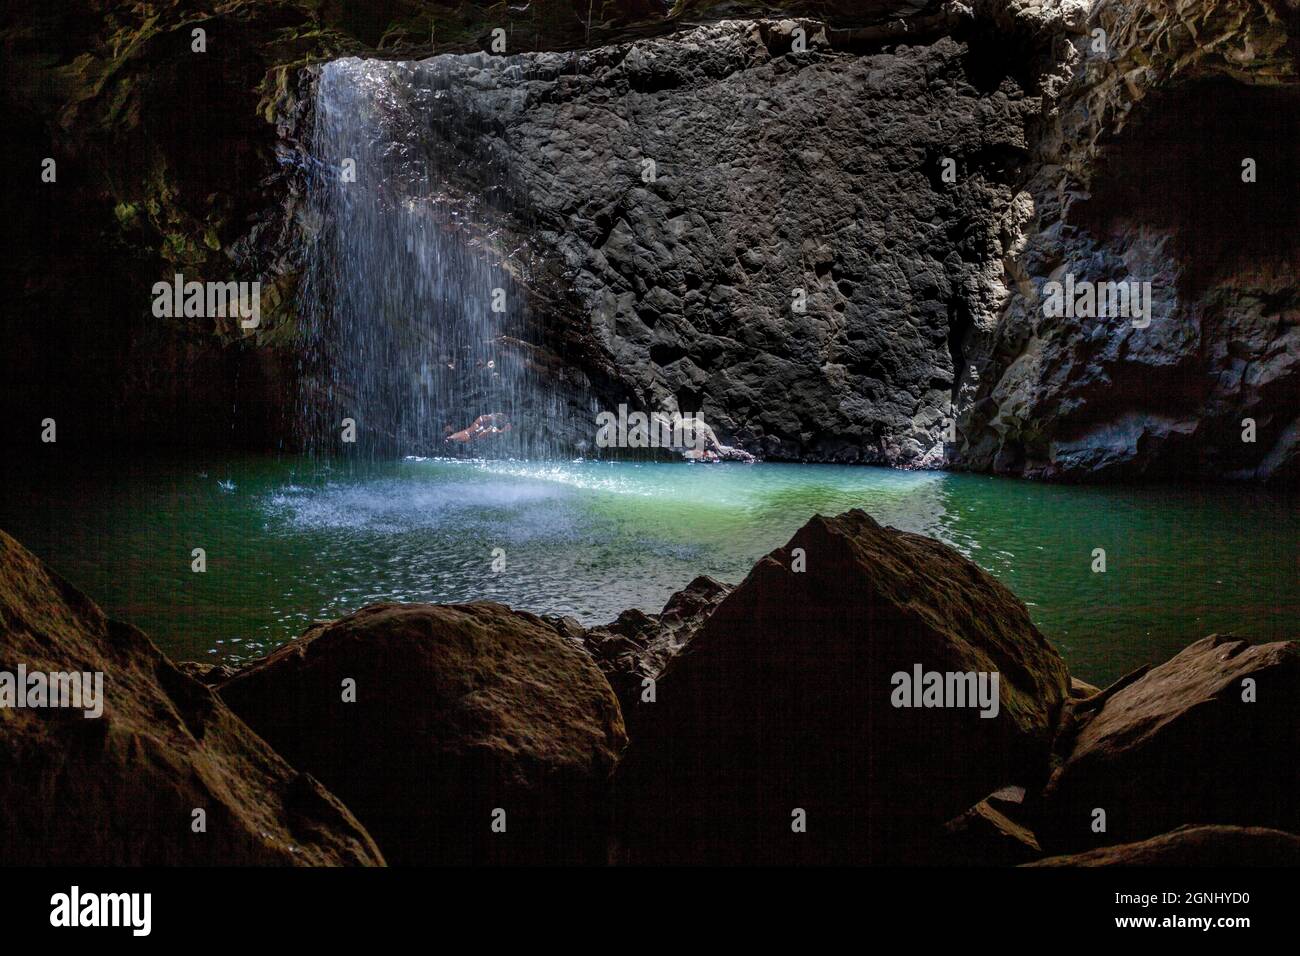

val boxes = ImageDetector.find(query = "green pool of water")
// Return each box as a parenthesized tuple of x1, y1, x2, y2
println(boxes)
(1, 455, 1294, 685)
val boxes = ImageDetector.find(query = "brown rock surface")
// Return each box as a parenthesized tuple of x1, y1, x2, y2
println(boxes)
(1027, 825, 1300, 867)
(0, 528, 384, 866)
(218, 601, 627, 865)
(1069, 676, 1102, 699)
(940, 794, 1043, 867)
(1039, 634, 1300, 853)
(615, 509, 1072, 864)
(581, 575, 732, 729)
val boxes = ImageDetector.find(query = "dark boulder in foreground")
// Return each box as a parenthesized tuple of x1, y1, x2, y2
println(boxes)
(218, 602, 627, 865)
(1038, 634, 1300, 853)
(614, 509, 1072, 864)
(581, 575, 732, 730)
(0, 529, 383, 866)
(1026, 825, 1300, 867)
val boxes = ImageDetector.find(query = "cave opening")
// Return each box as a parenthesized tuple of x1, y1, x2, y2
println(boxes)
(1074, 79, 1300, 294)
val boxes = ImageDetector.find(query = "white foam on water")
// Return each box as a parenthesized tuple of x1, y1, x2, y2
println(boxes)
(264, 476, 572, 534)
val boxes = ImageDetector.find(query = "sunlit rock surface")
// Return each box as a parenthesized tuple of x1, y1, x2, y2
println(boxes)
(957, 0, 1300, 483)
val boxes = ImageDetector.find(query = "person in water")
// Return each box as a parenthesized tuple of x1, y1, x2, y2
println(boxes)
(443, 413, 512, 444)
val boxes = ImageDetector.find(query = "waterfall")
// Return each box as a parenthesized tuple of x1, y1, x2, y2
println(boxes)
(296, 55, 580, 461)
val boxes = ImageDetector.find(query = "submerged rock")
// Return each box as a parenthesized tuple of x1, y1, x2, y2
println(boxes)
(218, 602, 627, 865)
(0, 529, 383, 866)
(1038, 634, 1300, 853)
(614, 509, 1072, 864)
(1026, 825, 1300, 867)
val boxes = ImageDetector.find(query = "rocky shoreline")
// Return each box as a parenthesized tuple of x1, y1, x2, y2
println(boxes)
(2, 511, 1295, 866)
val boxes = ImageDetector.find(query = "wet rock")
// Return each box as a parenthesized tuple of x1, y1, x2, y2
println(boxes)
(0, 528, 383, 866)
(614, 509, 1072, 864)
(1038, 634, 1300, 853)
(217, 601, 627, 865)
(581, 575, 732, 727)
(1026, 825, 1300, 867)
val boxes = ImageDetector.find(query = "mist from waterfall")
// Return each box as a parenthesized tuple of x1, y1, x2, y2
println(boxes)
(296, 55, 581, 461)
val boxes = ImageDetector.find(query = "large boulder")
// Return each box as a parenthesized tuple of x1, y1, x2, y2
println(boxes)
(218, 602, 627, 865)
(614, 509, 1072, 864)
(0, 529, 383, 866)
(1026, 825, 1300, 867)
(1038, 634, 1300, 853)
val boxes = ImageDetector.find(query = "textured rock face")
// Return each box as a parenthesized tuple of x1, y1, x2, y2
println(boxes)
(580, 574, 732, 726)
(0, 0, 737, 453)
(5, 1, 1295, 483)
(0, 529, 384, 866)
(365, 20, 1036, 464)
(218, 602, 627, 865)
(614, 509, 1072, 864)
(1038, 634, 1300, 853)
(1026, 825, 1300, 867)
(955, 0, 1300, 484)
(301, 3, 1298, 481)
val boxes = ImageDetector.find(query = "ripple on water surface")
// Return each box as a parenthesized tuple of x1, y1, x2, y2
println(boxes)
(0, 455, 1293, 685)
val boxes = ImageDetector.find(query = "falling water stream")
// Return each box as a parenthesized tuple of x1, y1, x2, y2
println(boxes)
(297, 55, 579, 459)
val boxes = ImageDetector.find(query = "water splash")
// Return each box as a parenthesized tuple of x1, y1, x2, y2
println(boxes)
(296, 55, 580, 460)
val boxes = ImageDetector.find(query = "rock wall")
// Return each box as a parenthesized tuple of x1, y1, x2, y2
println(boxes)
(955, 0, 1300, 483)
(398, 19, 1036, 465)
(5, 0, 1296, 483)
(282, 1, 1296, 480)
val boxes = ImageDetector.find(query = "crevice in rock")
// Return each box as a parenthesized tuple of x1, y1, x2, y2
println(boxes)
(946, 296, 972, 406)
(957, 20, 1046, 96)
(650, 342, 689, 366)
(1073, 79, 1300, 297)
(675, 385, 704, 415)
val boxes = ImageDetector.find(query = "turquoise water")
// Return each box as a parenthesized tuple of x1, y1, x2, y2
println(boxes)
(0, 456, 1294, 685)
